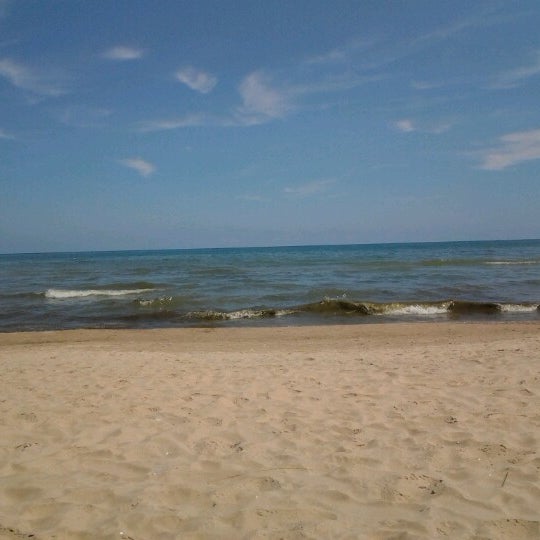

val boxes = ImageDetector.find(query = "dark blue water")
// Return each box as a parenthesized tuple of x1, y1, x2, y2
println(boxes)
(1, 240, 539, 331)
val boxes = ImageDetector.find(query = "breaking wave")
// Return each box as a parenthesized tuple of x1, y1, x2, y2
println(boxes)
(295, 298, 539, 317)
(45, 288, 154, 299)
(40, 287, 539, 320)
(125, 298, 539, 324)
(186, 308, 295, 321)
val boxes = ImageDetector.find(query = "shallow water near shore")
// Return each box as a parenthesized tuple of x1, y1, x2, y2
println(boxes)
(1, 239, 539, 331)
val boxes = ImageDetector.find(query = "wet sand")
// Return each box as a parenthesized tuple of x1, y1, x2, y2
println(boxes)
(1, 323, 539, 539)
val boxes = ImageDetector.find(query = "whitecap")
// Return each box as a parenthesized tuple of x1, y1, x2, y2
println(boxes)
(499, 304, 539, 313)
(45, 288, 153, 299)
(383, 303, 449, 316)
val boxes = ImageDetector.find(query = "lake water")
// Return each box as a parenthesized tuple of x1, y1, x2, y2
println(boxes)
(1, 240, 539, 331)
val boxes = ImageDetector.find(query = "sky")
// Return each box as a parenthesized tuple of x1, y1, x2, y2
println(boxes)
(1, 0, 540, 253)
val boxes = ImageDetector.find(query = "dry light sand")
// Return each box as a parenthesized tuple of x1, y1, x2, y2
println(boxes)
(0, 323, 539, 540)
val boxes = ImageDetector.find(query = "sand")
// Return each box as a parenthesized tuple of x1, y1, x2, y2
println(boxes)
(0, 322, 539, 540)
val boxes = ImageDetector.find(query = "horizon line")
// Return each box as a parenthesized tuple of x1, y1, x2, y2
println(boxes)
(2, 237, 539, 257)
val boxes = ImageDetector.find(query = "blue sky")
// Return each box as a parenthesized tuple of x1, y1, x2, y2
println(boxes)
(1, 0, 540, 253)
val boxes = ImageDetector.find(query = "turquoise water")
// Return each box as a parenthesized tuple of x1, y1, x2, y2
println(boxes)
(1, 240, 539, 331)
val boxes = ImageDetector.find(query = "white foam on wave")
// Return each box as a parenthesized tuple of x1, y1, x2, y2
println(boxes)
(485, 261, 538, 265)
(45, 288, 152, 299)
(138, 296, 173, 307)
(383, 304, 449, 316)
(188, 308, 296, 321)
(499, 304, 539, 313)
(226, 308, 294, 319)
(227, 309, 267, 320)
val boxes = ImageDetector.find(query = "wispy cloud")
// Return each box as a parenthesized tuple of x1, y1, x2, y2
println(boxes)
(235, 71, 292, 125)
(140, 70, 293, 130)
(394, 119, 415, 133)
(234, 68, 381, 124)
(119, 157, 155, 177)
(492, 50, 540, 89)
(137, 113, 209, 132)
(138, 70, 381, 132)
(349, 6, 514, 78)
(306, 8, 510, 97)
(175, 66, 217, 94)
(139, 35, 388, 133)
(306, 38, 374, 65)
(284, 179, 336, 197)
(138, 5, 516, 135)
(103, 46, 145, 61)
(413, 5, 511, 45)
(0, 57, 68, 97)
(393, 118, 452, 134)
(478, 129, 540, 170)
(306, 48, 349, 66)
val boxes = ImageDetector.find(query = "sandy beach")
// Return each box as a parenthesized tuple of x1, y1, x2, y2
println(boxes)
(1, 322, 539, 539)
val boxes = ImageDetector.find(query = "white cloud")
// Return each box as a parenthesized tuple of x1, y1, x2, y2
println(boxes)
(284, 179, 335, 197)
(394, 119, 415, 133)
(307, 48, 348, 66)
(137, 114, 209, 132)
(394, 118, 452, 134)
(306, 38, 373, 65)
(139, 66, 379, 132)
(413, 6, 509, 45)
(479, 129, 540, 170)
(144, 67, 367, 130)
(138, 61, 382, 133)
(236, 71, 291, 124)
(119, 157, 155, 177)
(140, 71, 293, 130)
(103, 46, 144, 61)
(175, 66, 217, 94)
(0, 57, 68, 97)
(492, 50, 540, 89)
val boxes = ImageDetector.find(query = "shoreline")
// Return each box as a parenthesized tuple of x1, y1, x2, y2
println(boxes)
(2, 298, 539, 333)
(2, 317, 540, 340)
(1, 322, 539, 539)
(1, 320, 540, 360)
